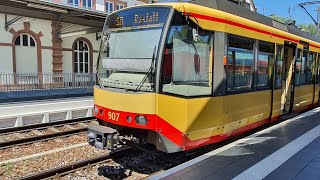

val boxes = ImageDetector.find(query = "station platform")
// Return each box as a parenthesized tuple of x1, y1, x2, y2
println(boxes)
(149, 108, 320, 180)
(0, 96, 93, 129)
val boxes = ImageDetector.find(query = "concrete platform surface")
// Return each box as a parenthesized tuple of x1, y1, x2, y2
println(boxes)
(0, 96, 93, 129)
(149, 108, 320, 180)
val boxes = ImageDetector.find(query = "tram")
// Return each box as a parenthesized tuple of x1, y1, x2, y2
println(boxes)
(88, 0, 320, 153)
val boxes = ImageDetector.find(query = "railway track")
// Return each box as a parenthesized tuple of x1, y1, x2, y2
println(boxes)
(17, 148, 130, 180)
(0, 117, 95, 149)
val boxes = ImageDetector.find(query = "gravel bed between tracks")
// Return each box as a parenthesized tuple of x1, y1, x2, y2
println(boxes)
(38, 128, 54, 134)
(0, 121, 94, 142)
(1, 131, 37, 141)
(61, 150, 171, 180)
(0, 133, 87, 162)
(0, 145, 108, 179)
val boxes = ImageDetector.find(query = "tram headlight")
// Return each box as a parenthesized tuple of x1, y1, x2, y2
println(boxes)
(135, 115, 148, 126)
(99, 109, 104, 115)
(94, 105, 99, 115)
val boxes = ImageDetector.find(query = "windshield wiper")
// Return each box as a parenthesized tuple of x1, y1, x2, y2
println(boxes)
(135, 46, 157, 92)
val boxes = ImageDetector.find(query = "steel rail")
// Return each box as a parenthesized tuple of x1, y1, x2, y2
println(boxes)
(17, 153, 111, 180)
(0, 117, 94, 134)
(17, 148, 132, 180)
(0, 127, 88, 149)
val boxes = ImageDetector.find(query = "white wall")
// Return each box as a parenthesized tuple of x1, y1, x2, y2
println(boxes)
(96, 0, 105, 12)
(42, 49, 53, 73)
(93, 0, 147, 12)
(0, 47, 13, 73)
(0, 12, 101, 74)
(0, 13, 53, 74)
(0, 14, 14, 73)
(16, 47, 37, 73)
(122, 0, 146, 7)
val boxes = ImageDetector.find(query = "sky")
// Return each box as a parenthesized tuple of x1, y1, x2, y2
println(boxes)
(254, 0, 319, 25)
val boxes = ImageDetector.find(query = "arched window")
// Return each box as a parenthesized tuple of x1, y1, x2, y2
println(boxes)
(73, 40, 90, 73)
(15, 34, 36, 47)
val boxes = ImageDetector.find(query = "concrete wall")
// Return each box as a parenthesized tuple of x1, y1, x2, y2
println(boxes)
(0, 14, 54, 73)
(16, 46, 37, 73)
(0, 14, 14, 73)
(96, 0, 105, 11)
(122, 0, 146, 7)
(0, 47, 13, 73)
(0, 13, 101, 74)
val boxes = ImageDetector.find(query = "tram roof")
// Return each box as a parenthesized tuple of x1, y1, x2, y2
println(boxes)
(156, 0, 320, 43)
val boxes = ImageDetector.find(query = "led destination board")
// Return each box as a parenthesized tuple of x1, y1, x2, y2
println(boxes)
(107, 7, 170, 28)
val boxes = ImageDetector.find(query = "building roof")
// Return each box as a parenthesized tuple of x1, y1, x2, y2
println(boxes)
(0, 0, 106, 27)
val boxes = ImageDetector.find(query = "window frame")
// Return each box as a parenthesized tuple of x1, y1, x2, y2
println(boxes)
(117, 4, 124, 10)
(256, 41, 274, 90)
(106, 1, 114, 13)
(159, 13, 215, 98)
(317, 53, 320, 84)
(274, 44, 284, 89)
(15, 34, 36, 47)
(226, 34, 256, 94)
(83, 0, 92, 9)
(295, 49, 302, 87)
(69, 0, 79, 6)
(306, 51, 316, 84)
(300, 50, 309, 85)
(73, 40, 90, 73)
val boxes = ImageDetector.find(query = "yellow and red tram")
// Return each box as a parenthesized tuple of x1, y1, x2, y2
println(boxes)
(88, 0, 320, 153)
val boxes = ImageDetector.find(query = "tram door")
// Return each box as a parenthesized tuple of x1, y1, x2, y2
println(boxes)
(281, 45, 296, 114)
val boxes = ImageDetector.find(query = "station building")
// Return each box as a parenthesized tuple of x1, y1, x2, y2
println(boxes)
(0, 0, 254, 75)
(0, 0, 255, 101)
(0, 0, 147, 76)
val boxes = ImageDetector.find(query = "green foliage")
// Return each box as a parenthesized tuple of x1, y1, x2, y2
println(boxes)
(298, 24, 320, 36)
(269, 14, 294, 24)
(269, 14, 319, 36)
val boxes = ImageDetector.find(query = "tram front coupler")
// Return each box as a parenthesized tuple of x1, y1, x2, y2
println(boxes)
(87, 124, 121, 150)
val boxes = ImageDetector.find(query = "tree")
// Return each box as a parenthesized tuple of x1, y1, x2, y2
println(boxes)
(298, 24, 320, 36)
(269, 14, 294, 24)
(269, 14, 319, 36)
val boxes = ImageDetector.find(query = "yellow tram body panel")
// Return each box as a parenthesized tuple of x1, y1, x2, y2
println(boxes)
(315, 85, 320, 106)
(158, 91, 271, 141)
(94, 87, 156, 114)
(293, 85, 315, 111)
(95, 87, 272, 142)
(91, 2, 320, 152)
(272, 89, 282, 120)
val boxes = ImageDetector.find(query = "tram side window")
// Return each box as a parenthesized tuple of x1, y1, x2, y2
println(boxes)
(161, 14, 213, 97)
(227, 35, 254, 92)
(306, 52, 315, 84)
(295, 49, 302, 86)
(257, 41, 274, 89)
(275, 45, 283, 89)
(301, 51, 308, 85)
(317, 54, 320, 84)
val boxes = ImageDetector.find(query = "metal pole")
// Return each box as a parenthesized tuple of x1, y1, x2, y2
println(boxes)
(317, 6, 320, 30)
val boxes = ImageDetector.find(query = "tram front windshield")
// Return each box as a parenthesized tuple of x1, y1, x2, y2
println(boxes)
(98, 7, 170, 92)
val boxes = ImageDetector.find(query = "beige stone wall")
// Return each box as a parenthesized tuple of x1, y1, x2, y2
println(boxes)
(0, 13, 100, 74)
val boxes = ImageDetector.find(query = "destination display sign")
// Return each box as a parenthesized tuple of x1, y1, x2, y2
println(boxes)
(106, 7, 170, 28)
